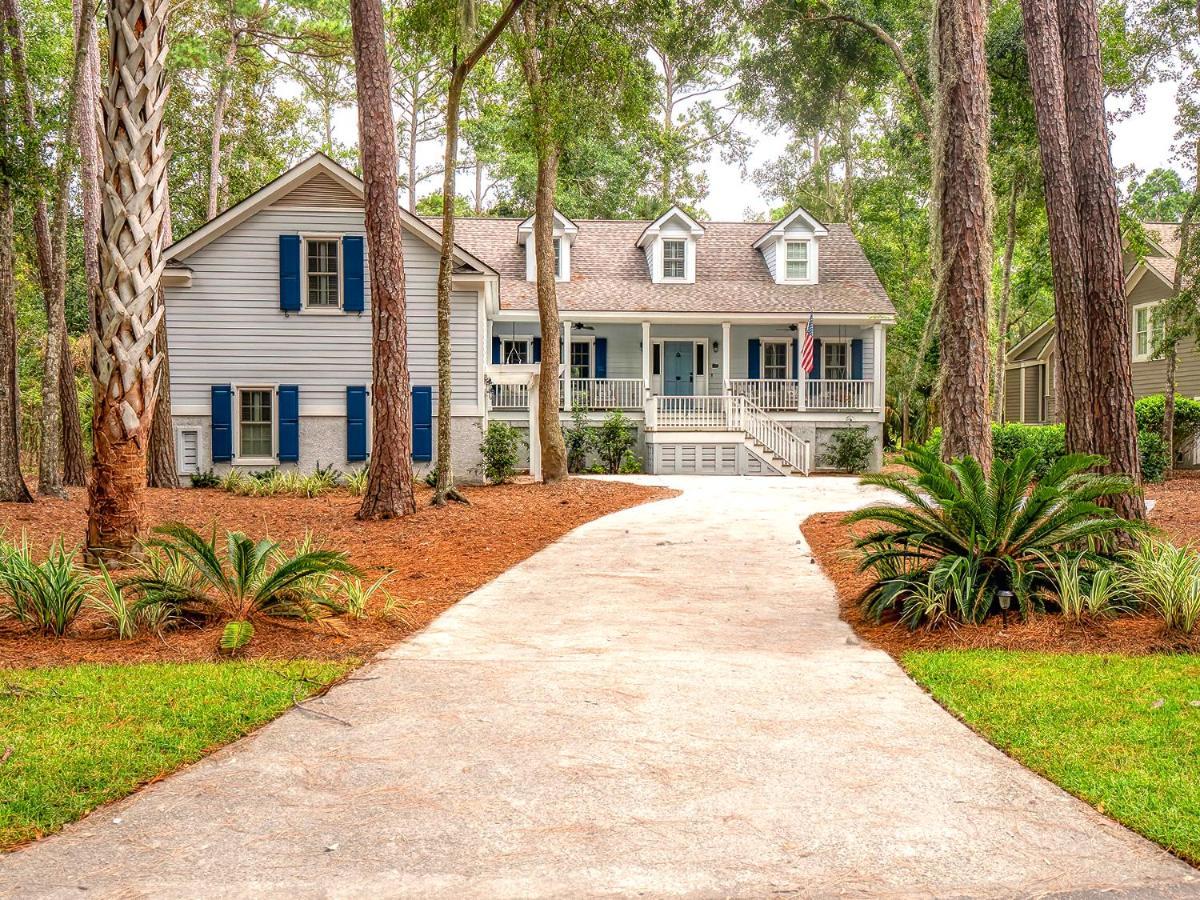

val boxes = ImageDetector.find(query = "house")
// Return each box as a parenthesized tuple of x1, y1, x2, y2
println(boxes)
(1003, 222, 1185, 429)
(163, 153, 895, 480)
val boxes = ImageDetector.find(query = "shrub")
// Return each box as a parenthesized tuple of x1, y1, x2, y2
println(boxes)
(1039, 553, 1133, 623)
(847, 445, 1140, 629)
(479, 421, 522, 484)
(593, 410, 636, 474)
(821, 427, 875, 473)
(618, 451, 643, 474)
(89, 565, 138, 639)
(332, 573, 392, 619)
(0, 538, 92, 637)
(927, 424, 1068, 480)
(345, 467, 369, 496)
(1134, 394, 1200, 448)
(190, 469, 220, 488)
(563, 403, 592, 473)
(127, 523, 359, 641)
(1124, 539, 1200, 634)
(1138, 430, 1168, 484)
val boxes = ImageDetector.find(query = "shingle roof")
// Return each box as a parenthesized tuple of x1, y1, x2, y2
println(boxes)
(1142, 222, 1180, 287)
(434, 217, 895, 316)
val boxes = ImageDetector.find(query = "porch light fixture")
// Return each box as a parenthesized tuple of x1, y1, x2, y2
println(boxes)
(997, 590, 1013, 628)
(712, 340, 719, 351)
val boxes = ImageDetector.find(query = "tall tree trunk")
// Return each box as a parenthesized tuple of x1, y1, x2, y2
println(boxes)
(991, 174, 1019, 421)
(207, 34, 238, 221)
(839, 98, 854, 224)
(432, 0, 525, 506)
(0, 182, 31, 502)
(352, 0, 416, 520)
(473, 158, 483, 214)
(147, 202, 177, 487)
(407, 83, 419, 213)
(1060, 0, 1145, 520)
(87, 0, 169, 562)
(930, 0, 993, 469)
(1019, 0, 1094, 453)
(1164, 345, 1177, 469)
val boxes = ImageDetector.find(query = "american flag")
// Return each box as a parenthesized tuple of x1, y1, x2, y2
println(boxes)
(801, 313, 815, 374)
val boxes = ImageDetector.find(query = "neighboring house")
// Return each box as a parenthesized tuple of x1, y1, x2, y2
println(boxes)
(163, 153, 895, 479)
(1003, 222, 1198, 461)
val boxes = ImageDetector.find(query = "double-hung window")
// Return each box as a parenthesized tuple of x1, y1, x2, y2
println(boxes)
(305, 238, 340, 308)
(662, 239, 686, 279)
(785, 240, 810, 281)
(553, 238, 563, 279)
(570, 340, 592, 378)
(824, 341, 849, 380)
(238, 388, 274, 459)
(502, 339, 530, 365)
(763, 340, 790, 380)
(1133, 302, 1164, 362)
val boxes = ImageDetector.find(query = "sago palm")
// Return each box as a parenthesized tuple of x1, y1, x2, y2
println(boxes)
(846, 445, 1140, 628)
(129, 523, 359, 623)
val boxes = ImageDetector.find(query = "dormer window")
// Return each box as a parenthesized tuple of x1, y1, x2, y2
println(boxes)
(662, 240, 686, 279)
(554, 237, 563, 280)
(784, 240, 810, 281)
(518, 210, 577, 283)
(637, 205, 705, 285)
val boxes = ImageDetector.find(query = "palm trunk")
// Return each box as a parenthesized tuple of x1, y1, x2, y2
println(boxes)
(1060, 0, 1145, 521)
(147, 202, 178, 487)
(351, 0, 416, 520)
(87, 0, 170, 562)
(1020, 0, 1094, 454)
(207, 34, 238, 221)
(931, 0, 993, 470)
(992, 175, 1020, 421)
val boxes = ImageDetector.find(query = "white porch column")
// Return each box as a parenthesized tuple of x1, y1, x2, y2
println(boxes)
(528, 374, 542, 481)
(873, 323, 884, 411)
(561, 319, 572, 410)
(721, 321, 731, 393)
(641, 320, 652, 399)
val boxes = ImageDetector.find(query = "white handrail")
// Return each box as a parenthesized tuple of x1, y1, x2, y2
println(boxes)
(567, 378, 643, 410)
(647, 395, 811, 474)
(735, 395, 811, 474)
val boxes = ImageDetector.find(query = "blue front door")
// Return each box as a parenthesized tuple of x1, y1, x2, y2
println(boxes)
(664, 341, 693, 396)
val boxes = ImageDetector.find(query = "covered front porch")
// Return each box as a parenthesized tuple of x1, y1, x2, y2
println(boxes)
(485, 315, 886, 414)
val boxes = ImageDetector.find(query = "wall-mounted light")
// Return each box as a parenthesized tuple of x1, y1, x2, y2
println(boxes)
(712, 340, 719, 351)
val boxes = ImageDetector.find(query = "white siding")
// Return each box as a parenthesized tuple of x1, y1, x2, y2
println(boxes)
(761, 240, 777, 280)
(167, 206, 480, 414)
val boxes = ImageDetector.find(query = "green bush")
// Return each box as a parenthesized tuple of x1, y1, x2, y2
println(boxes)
(345, 466, 369, 496)
(479, 421, 523, 484)
(1134, 394, 1200, 447)
(190, 469, 220, 488)
(847, 445, 1140, 629)
(1039, 553, 1133, 623)
(1138, 430, 1168, 484)
(0, 538, 92, 637)
(1124, 539, 1200, 633)
(563, 403, 592, 474)
(593, 410, 637, 474)
(821, 427, 875, 473)
(618, 451, 643, 474)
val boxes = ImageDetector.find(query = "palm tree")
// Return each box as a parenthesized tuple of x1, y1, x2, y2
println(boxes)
(86, 0, 171, 562)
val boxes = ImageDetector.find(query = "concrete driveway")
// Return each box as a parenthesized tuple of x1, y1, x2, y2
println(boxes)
(2, 475, 1196, 898)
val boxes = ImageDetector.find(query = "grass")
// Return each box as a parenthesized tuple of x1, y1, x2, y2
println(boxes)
(904, 650, 1200, 864)
(0, 659, 354, 849)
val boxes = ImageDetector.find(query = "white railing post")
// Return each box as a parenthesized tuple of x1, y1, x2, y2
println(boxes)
(642, 321, 652, 402)
(561, 320, 571, 410)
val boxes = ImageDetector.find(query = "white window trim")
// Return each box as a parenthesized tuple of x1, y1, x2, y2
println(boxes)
(777, 237, 817, 285)
(174, 425, 201, 476)
(501, 337, 533, 365)
(660, 238, 689, 282)
(233, 384, 277, 465)
(651, 338, 709, 393)
(526, 234, 571, 283)
(301, 233, 343, 313)
(1131, 300, 1164, 363)
(761, 337, 793, 380)
(821, 337, 851, 380)
(568, 336, 595, 378)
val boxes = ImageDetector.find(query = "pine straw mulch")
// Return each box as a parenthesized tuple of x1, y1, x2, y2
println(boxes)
(801, 473, 1200, 659)
(0, 478, 674, 669)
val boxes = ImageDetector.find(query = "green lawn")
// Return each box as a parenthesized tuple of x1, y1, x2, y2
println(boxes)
(0, 659, 354, 849)
(905, 650, 1200, 864)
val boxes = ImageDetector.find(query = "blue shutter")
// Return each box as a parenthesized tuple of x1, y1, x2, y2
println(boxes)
(279, 235, 301, 312)
(277, 385, 299, 462)
(595, 338, 608, 378)
(346, 386, 368, 462)
(492, 336, 501, 364)
(211, 385, 233, 462)
(748, 339, 761, 379)
(411, 385, 432, 461)
(851, 339, 864, 380)
(532, 337, 542, 362)
(792, 338, 799, 378)
(342, 235, 364, 313)
(811, 339, 822, 379)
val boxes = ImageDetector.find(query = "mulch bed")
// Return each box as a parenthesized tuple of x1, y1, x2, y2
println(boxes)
(801, 473, 1200, 658)
(0, 479, 674, 669)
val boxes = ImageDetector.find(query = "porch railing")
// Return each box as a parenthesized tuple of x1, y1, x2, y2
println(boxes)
(646, 394, 811, 474)
(567, 378, 643, 410)
(726, 378, 875, 411)
(489, 383, 529, 410)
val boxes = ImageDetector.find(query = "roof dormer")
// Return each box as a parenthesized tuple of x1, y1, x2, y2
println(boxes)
(518, 209, 578, 283)
(753, 206, 828, 285)
(637, 205, 705, 284)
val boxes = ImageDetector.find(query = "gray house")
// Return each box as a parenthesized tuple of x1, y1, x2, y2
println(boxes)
(163, 153, 895, 479)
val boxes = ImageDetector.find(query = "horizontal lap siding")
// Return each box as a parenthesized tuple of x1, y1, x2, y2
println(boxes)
(167, 208, 479, 412)
(729, 324, 874, 380)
